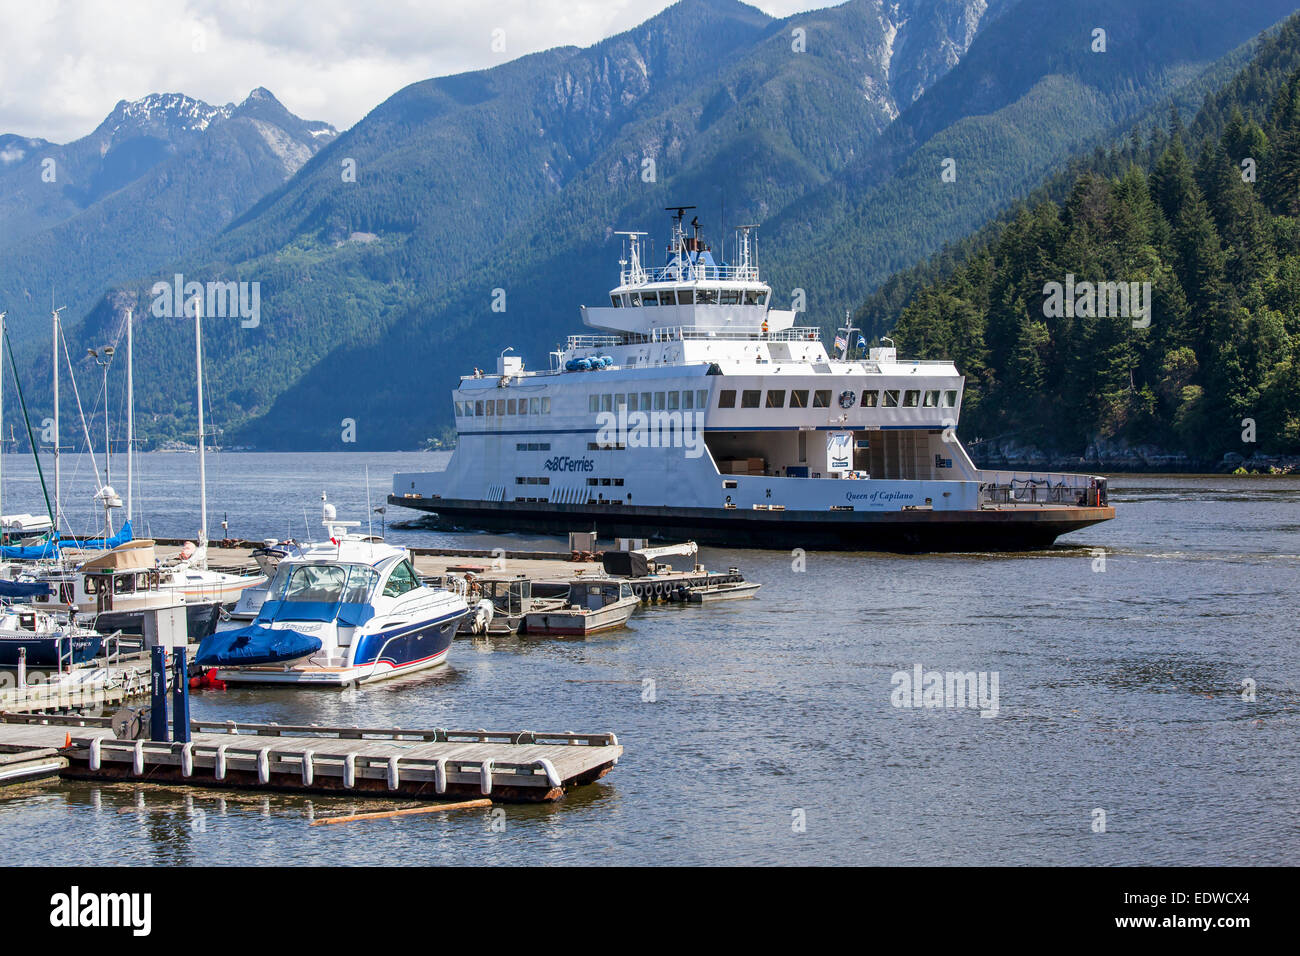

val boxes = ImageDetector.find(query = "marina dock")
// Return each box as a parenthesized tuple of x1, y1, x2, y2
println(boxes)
(0, 653, 155, 714)
(152, 539, 754, 605)
(0, 713, 621, 802)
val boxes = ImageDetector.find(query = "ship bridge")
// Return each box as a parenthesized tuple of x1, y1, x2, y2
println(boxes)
(580, 208, 797, 339)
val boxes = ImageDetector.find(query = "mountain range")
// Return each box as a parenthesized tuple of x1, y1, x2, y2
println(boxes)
(2, 0, 1299, 453)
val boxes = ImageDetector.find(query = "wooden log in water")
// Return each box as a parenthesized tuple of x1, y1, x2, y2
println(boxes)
(310, 797, 493, 826)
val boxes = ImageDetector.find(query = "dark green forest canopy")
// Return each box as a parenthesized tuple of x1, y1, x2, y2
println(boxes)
(888, 14, 1300, 460)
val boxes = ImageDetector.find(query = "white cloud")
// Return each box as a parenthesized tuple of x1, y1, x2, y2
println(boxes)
(0, 0, 839, 142)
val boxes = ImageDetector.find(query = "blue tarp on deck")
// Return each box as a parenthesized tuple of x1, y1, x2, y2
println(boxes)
(0, 520, 133, 560)
(194, 624, 322, 667)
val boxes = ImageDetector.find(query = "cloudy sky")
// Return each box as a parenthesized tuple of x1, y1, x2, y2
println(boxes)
(0, 0, 837, 143)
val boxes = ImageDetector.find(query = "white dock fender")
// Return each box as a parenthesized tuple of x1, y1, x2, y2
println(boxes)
(257, 747, 271, 785)
(301, 749, 315, 786)
(536, 758, 561, 789)
(434, 758, 447, 794)
(89, 737, 101, 771)
(479, 759, 494, 795)
(180, 742, 194, 778)
(387, 755, 400, 791)
(132, 740, 144, 776)
(343, 753, 356, 789)
(215, 743, 228, 780)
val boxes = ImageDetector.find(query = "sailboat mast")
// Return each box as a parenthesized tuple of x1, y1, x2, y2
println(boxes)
(0, 312, 5, 534)
(52, 307, 60, 534)
(125, 307, 133, 525)
(194, 296, 208, 549)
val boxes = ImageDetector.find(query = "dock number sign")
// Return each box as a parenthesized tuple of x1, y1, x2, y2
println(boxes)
(827, 432, 853, 474)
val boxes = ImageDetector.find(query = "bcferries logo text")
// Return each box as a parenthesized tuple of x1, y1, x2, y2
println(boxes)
(544, 456, 595, 473)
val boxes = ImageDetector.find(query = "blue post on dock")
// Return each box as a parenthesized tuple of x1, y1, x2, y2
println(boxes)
(150, 646, 170, 742)
(172, 652, 191, 744)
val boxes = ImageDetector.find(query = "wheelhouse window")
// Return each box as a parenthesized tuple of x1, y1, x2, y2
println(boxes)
(679, 289, 695, 305)
(790, 389, 809, 408)
(923, 390, 939, 407)
(655, 392, 667, 410)
(627, 393, 639, 411)
(485, 401, 494, 416)
(861, 390, 879, 407)
(475, 400, 484, 415)
(696, 389, 708, 408)
(743, 291, 762, 305)
(741, 390, 761, 409)
(660, 290, 677, 306)
(903, 390, 920, 407)
(541, 397, 551, 413)
(382, 560, 420, 598)
(765, 390, 786, 408)
(718, 390, 737, 408)
(507, 398, 517, 414)
(697, 289, 718, 305)
(719, 289, 740, 305)
(883, 390, 900, 407)
(529, 398, 540, 414)
(813, 390, 831, 408)
(643, 292, 659, 306)
(681, 391, 694, 410)
(610, 295, 622, 307)
(273, 564, 349, 603)
(942, 390, 958, 407)
(343, 568, 380, 604)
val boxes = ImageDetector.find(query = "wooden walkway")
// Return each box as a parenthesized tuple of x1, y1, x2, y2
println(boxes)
(0, 656, 154, 714)
(0, 714, 621, 802)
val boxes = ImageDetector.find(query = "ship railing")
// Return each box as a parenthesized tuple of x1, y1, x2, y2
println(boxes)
(564, 326, 823, 351)
(621, 264, 763, 284)
(979, 472, 1108, 507)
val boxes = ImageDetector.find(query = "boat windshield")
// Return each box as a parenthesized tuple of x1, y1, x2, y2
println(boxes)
(269, 563, 380, 604)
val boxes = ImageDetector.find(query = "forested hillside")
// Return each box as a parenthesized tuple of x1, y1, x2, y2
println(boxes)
(887, 13, 1300, 468)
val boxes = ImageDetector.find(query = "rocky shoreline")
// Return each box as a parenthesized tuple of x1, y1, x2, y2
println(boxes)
(968, 438, 1300, 475)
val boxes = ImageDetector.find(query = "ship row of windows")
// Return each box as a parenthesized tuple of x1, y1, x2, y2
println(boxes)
(515, 475, 624, 487)
(517, 442, 552, 451)
(589, 389, 710, 413)
(457, 396, 552, 417)
(716, 388, 959, 409)
(609, 289, 769, 308)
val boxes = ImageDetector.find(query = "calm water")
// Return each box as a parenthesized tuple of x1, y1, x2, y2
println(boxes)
(1, 452, 1297, 865)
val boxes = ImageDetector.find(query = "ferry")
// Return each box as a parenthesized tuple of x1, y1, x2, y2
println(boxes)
(390, 209, 1114, 551)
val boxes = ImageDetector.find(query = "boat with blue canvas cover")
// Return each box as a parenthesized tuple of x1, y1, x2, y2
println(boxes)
(197, 503, 469, 687)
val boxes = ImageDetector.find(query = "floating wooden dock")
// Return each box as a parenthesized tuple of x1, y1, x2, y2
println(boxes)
(0, 713, 621, 802)
(0, 655, 155, 714)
